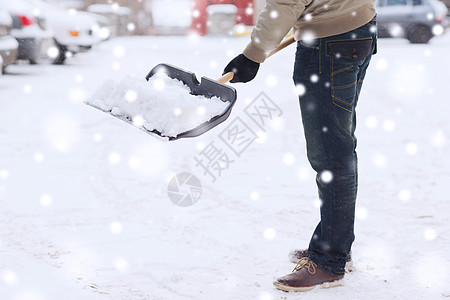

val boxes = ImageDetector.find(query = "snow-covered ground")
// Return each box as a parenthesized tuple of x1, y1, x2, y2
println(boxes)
(0, 31, 449, 300)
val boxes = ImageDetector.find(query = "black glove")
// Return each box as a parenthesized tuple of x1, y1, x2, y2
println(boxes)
(223, 54, 260, 83)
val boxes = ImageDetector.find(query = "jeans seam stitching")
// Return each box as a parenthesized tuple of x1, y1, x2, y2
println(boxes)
(330, 56, 356, 112)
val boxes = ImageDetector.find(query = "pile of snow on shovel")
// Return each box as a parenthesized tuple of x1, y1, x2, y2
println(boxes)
(86, 73, 228, 138)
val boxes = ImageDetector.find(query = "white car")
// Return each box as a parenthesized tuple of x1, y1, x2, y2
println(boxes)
(377, 0, 448, 43)
(0, 10, 19, 73)
(24, 0, 104, 64)
(0, 0, 56, 65)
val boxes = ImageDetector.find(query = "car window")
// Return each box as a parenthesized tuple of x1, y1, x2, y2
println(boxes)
(412, 0, 423, 5)
(386, 0, 408, 5)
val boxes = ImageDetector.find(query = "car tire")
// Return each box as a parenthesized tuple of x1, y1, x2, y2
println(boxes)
(52, 42, 67, 65)
(29, 38, 65, 65)
(407, 25, 433, 44)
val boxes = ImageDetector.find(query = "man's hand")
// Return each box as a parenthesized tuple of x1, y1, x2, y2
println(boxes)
(223, 54, 260, 83)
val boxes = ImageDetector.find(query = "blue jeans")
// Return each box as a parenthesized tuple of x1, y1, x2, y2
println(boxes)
(293, 18, 377, 275)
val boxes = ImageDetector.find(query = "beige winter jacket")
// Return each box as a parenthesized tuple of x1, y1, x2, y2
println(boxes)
(243, 0, 376, 63)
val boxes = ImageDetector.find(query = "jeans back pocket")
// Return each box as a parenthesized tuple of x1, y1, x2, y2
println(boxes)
(326, 38, 373, 112)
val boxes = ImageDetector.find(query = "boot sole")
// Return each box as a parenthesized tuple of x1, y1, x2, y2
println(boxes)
(273, 278, 344, 292)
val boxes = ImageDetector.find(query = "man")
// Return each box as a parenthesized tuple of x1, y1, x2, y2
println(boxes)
(223, 0, 377, 292)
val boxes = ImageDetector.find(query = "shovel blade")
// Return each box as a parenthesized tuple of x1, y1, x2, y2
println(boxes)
(145, 63, 237, 140)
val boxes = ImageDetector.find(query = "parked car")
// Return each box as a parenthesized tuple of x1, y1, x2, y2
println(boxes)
(0, 10, 19, 73)
(376, 0, 448, 43)
(24, 0, 104, 64)
(0, 0, 57, 65)
(87, 4, 131, 37)
(439, 0, 450, 15)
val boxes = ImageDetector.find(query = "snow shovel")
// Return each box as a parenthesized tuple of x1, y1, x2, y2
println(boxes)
(144, 63, 236, 140)
(144, 36, 296, 140)
(88, 36, 295, 141)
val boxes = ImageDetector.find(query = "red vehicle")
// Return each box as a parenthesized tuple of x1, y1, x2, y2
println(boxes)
(191, 0, 254, 35)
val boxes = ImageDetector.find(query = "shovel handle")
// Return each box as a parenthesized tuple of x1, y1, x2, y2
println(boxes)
(216, 72, 234, 84)
(268, 36, 296, 58)
(216, 36, 296, 84)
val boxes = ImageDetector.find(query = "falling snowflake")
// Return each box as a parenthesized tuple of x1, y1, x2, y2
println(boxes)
(310, 74, 319, 83)
(113, 46, 125, 58)
(34, 153, 44, 163)
(197, 106, 206, 115)
(110, 221, 123, 234)
(313, 198, 322, 208)
(423, 228, 437, 241)
(295, 84, 306, 96)
(265, 75, 278, 87)
(255, 130, 267, 143)
(263, 228, 276, 240)
(128, 143, 168, 176)
(153, 78, 165, 91)
(127, 23, 136, 32)
(125, 90, 138, 102)
(302, 31, 316, 43)
(372, 154, 387, 168)
(398, 189, 411, 202)
(47, 46, 59, 59)
(196, 141, 206, 151)
(405, 142, 418, 155)
(283, 153, 295, 166)
(93, 133, 103, 142)
(269, 116, 284, 130)
(209, 60, 218, 69)
(173, 108, 182, 116)
(258, 291, 273, 300)
(0, 169, 9, 179)
(69, 88, 86, 102)
(431, 130, 446, 148)
(99, 27, 111, 40)
(108, 152, 121, 164)
(382, 120, 395, 132)
(388, 23, 403, 37)
(128, 156, 141, 170)
(320, 170, 333, 183)
(132, 115, 145, 127)
(45, 115, 80, 152)
(2, 269, 18, 285)
(298, 167, 311, 181)
(356, 207, 368, 220)
(250, 191, 260, 200)
(375, 58, 389, 71)
(40, 194, 52, 207)
(114, 257, 129, 271)
(192, 9, 200, 18)
(75, 75, 84, 83)
(270, 10, 278, 19)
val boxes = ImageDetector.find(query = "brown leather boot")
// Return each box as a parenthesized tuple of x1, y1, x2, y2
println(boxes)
(288, 249, 354, 272)
(273, 257, 344, 292)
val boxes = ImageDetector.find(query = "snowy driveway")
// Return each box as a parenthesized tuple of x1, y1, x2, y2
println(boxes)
(0, 33, 449, 299)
